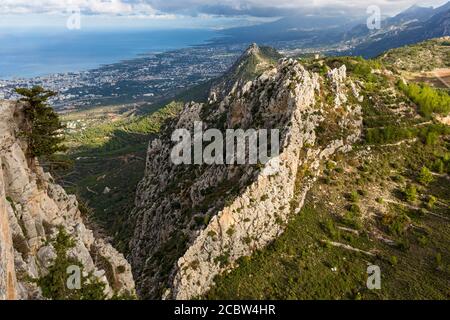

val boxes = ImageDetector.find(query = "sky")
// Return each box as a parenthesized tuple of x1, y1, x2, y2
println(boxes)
(0, 0, 448, 30)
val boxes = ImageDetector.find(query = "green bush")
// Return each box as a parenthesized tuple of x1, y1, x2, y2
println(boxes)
(357, 189, 367, 197)
(322, 219, 340, 240)
(349, 191, 360, 203)
(365, 126, 414, 145)
(342, 210, 362, 230)
(418, 166, 434, 185)
(436, 253, 443, 270)
(392, 175, 405, 183)
(398, 81, 450, 117)
(35, 227, 107, 300)
(404, 184, 417, 202)
(390, 255, 398, 266)
(388, 214, 409, 237)
(432, 159, 445, 174)
(427, 196, 437, 209)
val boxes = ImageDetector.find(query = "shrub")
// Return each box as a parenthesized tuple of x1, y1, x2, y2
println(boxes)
(417, 235, 428, 246)
(383, 211, 410, 237)
(78, 201, 94, 217)
(35, 227, 107, 300)
(418, 166, 434, 185)
(214, 252, 230, 267)
(392, 175, 405, 183)
(357, 189, 367, 197)
(398, 81, 450, 117)
(432, 159, 444, 174)
(436, 253, 443, 270)
(322, 219, 340, 240)
(390, 255, 398, 266)
(376, 197, 384, 204)
(348, 204, 361, 214)
(342, 210, 362, 230)
(326, 161, 336, 170)
(365, 126, 413, 145)
(425, 131, 440, 146)
(207, 230, 217, 237)
(418, 124, 450, 145)
(349, 191, 360, 203)
(404, 184, 417, 202)
(335, 167, 344, 174)
(427, 196, 437, 209)
(397, 237, 410, 251)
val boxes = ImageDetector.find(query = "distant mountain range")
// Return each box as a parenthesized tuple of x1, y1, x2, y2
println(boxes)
(212, 12, 363, 45)
(214, 2, 450, 58)
(343, 2, 450, 57)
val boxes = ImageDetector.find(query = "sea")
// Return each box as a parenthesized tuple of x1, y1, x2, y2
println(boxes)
(0, 28, 218, 79)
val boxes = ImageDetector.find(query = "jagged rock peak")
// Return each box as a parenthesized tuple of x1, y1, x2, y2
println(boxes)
(244, 43, 260, 55)
(208, 43, 282, 104)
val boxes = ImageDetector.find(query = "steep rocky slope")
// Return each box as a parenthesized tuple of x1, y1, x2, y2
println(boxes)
(0, 101, 135, 299)
(130, 53, 364, 299)
(206, 55, 450, 299)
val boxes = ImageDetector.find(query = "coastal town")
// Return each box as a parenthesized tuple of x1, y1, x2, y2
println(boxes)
(0, 44, 244, 112)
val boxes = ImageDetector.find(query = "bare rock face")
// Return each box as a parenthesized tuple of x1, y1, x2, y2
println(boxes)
(328, 65, 348, 108)
(0, 156, 17, 300)
(130, 58, 363, 299)
(0, 101, 135, 300)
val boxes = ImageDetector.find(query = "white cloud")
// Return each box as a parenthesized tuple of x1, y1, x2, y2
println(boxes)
(0, 0, 448, 16)
(0, 0, 158, 16)
(145, 0, 449, 14)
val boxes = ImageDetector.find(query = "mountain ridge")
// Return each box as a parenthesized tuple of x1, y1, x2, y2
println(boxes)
(129, 55, 364, 299)
(344, 2, 450, 57)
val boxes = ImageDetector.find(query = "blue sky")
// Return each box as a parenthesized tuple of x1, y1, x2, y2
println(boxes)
(0, 0, 448, 30)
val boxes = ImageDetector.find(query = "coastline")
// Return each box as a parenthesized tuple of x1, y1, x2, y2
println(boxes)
(0, 28, 220, 80)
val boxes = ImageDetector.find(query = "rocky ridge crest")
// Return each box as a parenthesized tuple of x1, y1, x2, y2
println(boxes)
(130, 56, 363, 299)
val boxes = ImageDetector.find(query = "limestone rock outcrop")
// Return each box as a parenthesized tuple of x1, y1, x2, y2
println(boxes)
(130, 57, 363, 299)
(0, 101, 135, 300)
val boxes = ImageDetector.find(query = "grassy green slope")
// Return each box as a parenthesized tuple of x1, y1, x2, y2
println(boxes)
(205, 56, 450, 300)
(379, 37, 450, 73)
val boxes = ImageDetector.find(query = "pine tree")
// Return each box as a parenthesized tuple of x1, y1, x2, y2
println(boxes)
(15, 86, 66, 158)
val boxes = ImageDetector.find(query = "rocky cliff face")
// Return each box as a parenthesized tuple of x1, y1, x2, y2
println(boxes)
(0, 101, 135, 300)
(130, 56, 363, 299)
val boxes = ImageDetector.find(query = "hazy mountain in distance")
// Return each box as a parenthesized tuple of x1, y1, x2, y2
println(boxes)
(213, 1, 450, 58)
(346, 3, 450, 58)
(212, 12, 363, 45)
(343, 2, 449, 42)
(387, 4, 435, 24)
